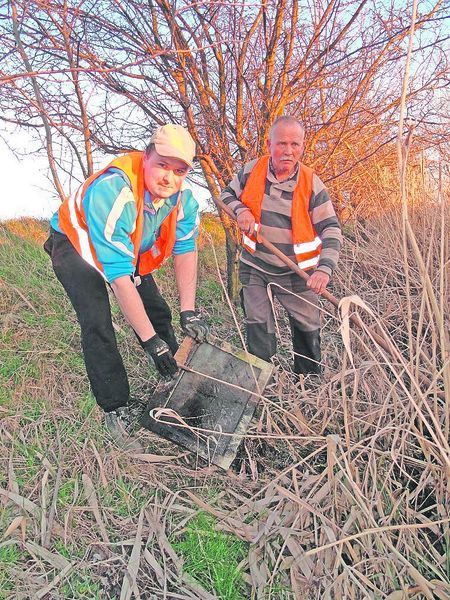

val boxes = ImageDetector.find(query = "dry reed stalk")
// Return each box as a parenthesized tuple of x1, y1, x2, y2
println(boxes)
(399, 3, 448, 381)
(81, 473, 110, 544)
(395, 0, 449, 460)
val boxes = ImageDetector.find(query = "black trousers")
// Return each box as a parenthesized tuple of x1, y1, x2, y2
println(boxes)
(44, 229, 178, 413)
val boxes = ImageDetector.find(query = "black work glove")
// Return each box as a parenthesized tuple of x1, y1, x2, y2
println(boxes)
(142, 334, 178, 378)
(180, 310, 209, 342)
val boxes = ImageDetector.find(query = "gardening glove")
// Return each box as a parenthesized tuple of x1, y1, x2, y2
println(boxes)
(180, 310, 209, 342)
(142, 334, 178, 378)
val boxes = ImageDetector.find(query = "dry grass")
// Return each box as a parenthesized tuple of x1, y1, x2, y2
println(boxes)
(0, 204, 448, 599)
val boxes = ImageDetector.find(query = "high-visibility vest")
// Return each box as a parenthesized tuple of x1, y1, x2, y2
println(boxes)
(240, 155, 322, 270)
(57, 152, 180, 277)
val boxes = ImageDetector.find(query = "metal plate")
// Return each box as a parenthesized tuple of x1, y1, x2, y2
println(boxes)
(140, 336, 273, 469)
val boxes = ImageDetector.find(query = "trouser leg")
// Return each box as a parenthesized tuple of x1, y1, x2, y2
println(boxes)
(273, 279, 322, 375)
(136, 274, 178, 354)
(239, 264, 276, 362)
(44, 229, 130, 412)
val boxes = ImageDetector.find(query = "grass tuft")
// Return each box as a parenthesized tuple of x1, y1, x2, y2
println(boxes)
(172, 512, 248, 600)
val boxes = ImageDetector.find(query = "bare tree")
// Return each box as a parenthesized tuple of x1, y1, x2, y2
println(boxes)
(0, 0, 448, 296)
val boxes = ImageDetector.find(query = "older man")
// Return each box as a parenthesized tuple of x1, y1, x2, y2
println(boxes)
(44, 124, 208, 448)
(221, 116, 342, 376)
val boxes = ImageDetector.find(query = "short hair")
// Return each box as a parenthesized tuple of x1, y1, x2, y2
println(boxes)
(269, 116, 304, 140)
(144, 142, 155, 157)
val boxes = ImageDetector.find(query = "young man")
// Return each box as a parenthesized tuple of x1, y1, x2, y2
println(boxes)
(220, 116, 342, 376)
(45, 124, 208, 448)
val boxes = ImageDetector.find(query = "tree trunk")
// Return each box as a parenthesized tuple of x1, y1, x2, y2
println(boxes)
(225, 228, 241, 305)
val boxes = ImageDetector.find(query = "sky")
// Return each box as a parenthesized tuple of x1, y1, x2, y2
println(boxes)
(0, 143, 61, 221)
(0, 141, 212, 221)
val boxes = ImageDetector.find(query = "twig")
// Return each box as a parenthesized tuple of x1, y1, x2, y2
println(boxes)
(303, 517, 450, 557)
(43, 427, 63, 548)
(0, 277, 39, 314)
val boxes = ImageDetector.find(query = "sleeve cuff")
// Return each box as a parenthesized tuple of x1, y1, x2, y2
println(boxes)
(316, 264, 333, 277)
(107, 269, 135, 284)
(235, 205, 251, 216)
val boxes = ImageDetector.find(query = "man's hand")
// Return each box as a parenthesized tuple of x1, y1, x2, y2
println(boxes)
(180, 311, 209, 342)
(307, 271, 330, 294)
(142, 334, 178, 378)
(237, 210, 256, 234)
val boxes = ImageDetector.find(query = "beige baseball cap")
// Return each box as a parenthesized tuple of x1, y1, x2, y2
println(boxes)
(150, 124, 196, 167)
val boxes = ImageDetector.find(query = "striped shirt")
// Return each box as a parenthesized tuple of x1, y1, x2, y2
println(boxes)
(220, 158, 342, 276)
(51, 168, 199, 283)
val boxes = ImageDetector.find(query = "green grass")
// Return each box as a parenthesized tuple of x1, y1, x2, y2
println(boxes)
(0, 572, 15, 599)
(61, 572, 103, 599)
(13, 438, 42, 486)
(0, 353, 22, 405)
(0, 354, 23, 385)
(78, 393, 97, 419)
(0, 543, 21, 599)
(20, 397, 48, 422)
(172, 512, 248, 600)
(0, 543, 20, 566)
(196, 279, 224, 306)
(52, 539, 86, 562)
(105, 477, 150, 519)
(57, 479, 78, 508)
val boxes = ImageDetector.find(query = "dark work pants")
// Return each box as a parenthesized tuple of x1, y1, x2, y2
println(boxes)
(44, 229, 178, 412)
(239, 263, 322, 375)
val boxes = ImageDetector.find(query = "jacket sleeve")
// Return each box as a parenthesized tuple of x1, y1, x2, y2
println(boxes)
(83, 171, 138, 282)
(220, 159, 258, 216)
(172, 188, 200, 255)
(309, 174, 343, 276)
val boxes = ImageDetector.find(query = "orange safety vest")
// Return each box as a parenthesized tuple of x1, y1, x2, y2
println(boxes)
(240, 156, 322, 270)
(57, 152, 180, 278)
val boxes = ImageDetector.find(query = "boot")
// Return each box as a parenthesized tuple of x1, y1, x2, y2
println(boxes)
(246, 322, 276, 362)
(104, 407, 144, 452)
(291, 326, 322, 375)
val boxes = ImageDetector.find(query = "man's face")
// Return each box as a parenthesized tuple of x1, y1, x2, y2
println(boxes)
(143, 150, 190, 199)
(268, 122, 305, 177)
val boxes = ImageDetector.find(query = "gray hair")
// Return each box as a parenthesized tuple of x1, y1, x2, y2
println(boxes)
(269, 116, 305, 140)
